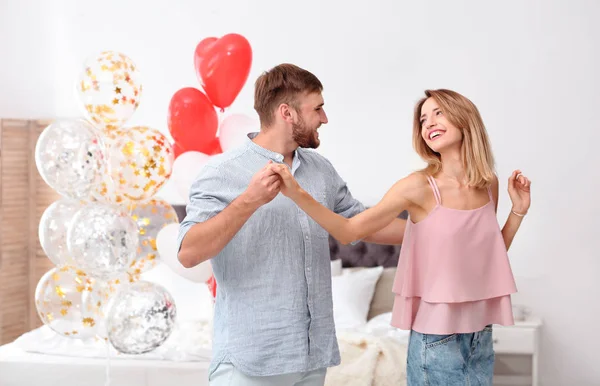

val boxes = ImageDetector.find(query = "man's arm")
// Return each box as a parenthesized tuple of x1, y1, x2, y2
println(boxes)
(177, 162, 280, 268)
(178, 197, 259, 268)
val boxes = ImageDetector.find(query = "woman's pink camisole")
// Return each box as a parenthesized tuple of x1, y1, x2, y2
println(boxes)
(391, 175, 517, 334)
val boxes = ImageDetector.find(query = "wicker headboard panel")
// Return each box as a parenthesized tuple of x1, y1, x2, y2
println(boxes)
(0, 119, 59, 345)
(172, 205, 406, 269)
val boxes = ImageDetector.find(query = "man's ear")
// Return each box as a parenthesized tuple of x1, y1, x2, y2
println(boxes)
(278, 103, 295, 124)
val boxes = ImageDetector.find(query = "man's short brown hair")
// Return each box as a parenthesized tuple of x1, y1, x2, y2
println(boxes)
(254, 64, 323, 127)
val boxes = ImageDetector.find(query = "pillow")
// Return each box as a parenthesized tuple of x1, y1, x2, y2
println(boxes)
(141, 263, 214, 322)
(367, 267, 397, 320)
(366, 311, 394, 327)
(332, 266, 383, 329)
(365, 311, 410, 344)
(331, 259, 343, 276)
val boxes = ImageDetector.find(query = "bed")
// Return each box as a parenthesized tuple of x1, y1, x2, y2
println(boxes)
(0, 206, 409, 386)
(0, 261, 214, 386)
(0, 343, 210, 386)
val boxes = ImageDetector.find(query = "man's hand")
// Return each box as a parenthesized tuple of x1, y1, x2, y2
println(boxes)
(268, 163, 303, 200)
(241, 161, 281, 209)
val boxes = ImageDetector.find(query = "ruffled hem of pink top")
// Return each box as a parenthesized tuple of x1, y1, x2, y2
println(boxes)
(391, 294, 515, 335)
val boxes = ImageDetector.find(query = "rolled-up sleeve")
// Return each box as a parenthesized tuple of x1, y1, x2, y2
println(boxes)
(176, 165, 227, 252)
(322, 159, 365, 245)
(325, 162, 365, 218)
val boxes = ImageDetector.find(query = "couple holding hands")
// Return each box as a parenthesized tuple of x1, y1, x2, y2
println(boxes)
(177, 63, 531, 386)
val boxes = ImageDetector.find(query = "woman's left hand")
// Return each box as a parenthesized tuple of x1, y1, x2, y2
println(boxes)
(508, 170, 531, 214)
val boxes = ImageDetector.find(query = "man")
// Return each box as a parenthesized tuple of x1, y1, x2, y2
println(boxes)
(177, 63, 405, 386)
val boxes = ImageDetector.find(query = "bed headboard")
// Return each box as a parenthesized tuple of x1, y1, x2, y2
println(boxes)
(172, 205, 407, 269)
(0, 119, 59, 345)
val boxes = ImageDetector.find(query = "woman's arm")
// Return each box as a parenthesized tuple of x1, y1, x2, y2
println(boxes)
(497, 170, 531, 250)
(363, 218, 406, 245)
(270, 164, 411, 245)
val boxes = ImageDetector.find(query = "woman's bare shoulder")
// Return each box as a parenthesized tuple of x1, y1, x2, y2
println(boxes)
(394, 171, 429, 189)
(387, 171, 431, 201)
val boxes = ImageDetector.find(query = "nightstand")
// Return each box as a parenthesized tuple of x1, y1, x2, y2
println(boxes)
(492, 318, 542, 386)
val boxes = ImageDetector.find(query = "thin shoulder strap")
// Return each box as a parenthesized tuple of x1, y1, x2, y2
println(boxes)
(487, 185, 494, 204)
(426, 175, 442, 205)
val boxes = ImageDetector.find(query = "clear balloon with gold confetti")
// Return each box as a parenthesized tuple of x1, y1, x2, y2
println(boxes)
(90, 149, 129, 205)
(81, 272, 135, 340)
(126, 198, 179, 277)
(93, 126, 174, 203)
(76, 51, 142, 133)
(35, 266, 99, 340)
(90, 137, 130, 205)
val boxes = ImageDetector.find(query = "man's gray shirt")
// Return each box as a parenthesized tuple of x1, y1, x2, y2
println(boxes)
(177, 133, 364, 377)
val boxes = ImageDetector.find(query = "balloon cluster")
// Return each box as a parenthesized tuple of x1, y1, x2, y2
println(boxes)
(164, 34, 257, 298)
(34, 51, 181, 355)
(167, 33, 257, 204)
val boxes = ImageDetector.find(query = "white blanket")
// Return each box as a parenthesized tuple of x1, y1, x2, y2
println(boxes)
(11, 320, 212, 362)
(326, 330, 407, 386)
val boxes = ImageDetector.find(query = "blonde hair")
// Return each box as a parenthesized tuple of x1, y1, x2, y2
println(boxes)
(413, 89, 495, 188)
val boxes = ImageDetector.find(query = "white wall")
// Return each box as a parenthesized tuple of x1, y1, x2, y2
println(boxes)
(1, 0, 599, 384)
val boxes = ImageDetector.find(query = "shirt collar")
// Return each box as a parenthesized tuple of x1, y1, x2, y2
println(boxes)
(245, 132, 300, 164)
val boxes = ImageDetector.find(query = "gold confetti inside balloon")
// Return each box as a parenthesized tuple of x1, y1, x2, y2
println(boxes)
(76, 51, 142, 133)
(35, 266, 99, 340)
(126, 198, 179, 276)
(94, 126, 174, 203)
(81, 272, 135, 340)
(67, 203, 139, 281)
(90, 138, 129, 205)
(107, 281, 177, 354)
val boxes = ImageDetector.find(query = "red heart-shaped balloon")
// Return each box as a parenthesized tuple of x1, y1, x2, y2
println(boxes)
(194, 34, 252, 110)
(168, 87, 218, 154)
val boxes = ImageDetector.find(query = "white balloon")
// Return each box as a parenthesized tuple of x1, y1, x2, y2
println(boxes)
(156, 223, 213, 283)
(171, 151, 211, 204)
(218, 114, 257, 152)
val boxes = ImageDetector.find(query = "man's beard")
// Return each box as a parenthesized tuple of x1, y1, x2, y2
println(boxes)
(292, 114, 320, 149)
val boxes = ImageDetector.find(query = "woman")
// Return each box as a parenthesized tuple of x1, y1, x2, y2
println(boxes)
(269, 89, 531, 385)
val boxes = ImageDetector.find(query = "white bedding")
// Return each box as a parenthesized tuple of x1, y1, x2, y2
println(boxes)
(330, 312, 409, 386)
(342, 312, 411, 345)
(328, 331, 407, 386)
(0, 260, 409, 386)
(0, 343, 210, 386)
(0, 315, 408, 386)
(0, 319, 213, 386)
(9, 320, 212, 362)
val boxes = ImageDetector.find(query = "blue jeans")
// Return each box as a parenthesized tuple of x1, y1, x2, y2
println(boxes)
(407, 326, 495, 386)
(209, 362, 327, 386)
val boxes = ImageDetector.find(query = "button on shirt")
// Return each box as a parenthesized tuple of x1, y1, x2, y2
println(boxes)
(177, 133, 364, 377)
